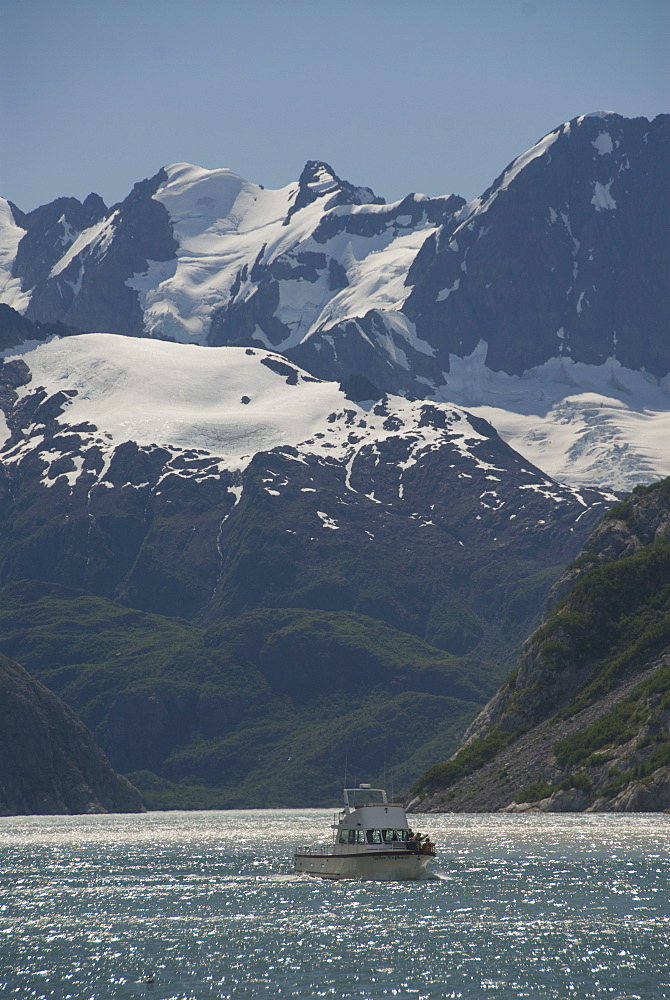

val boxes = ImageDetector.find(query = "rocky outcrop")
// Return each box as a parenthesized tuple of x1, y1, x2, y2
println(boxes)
(0, 650, 143, 815)
(410, 478, 670, 813)
(22, 171, 177, 335)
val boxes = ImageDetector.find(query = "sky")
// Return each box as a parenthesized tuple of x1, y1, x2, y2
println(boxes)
(1, 0, 668, 213)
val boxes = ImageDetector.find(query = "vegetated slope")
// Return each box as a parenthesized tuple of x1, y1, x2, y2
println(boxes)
(410, 479, 670, 813)
(0, 646, 143, 815)
(0, 580, 491, 807)
(1, 113, 668, 489)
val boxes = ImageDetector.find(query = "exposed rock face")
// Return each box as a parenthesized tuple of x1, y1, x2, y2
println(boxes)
(0, 650, 143, 815)
(13, 193, 107, 294)
(405, 113, 670, 379)
(17, 171, 177, 336)
(410, 478, 670, 813)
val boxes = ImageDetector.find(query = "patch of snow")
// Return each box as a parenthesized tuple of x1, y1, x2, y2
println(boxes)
(58, 215, 77, 246)
(51, 213, 117, 278)
(437, 279, 460, 302)
(313, 225, 438, 340)
(64, 261, 85, 296)
(39, 451, 84, 489)
(251, 325, 274, 350)
(127, 258, 179, 321)
(275, 277, 328, 349)
(592, 133, 613, 156)
(435, 343, 670, 490)
(373, 311, 435, 359)
(591, 181, 617, 211)
(317, 510, 340, 530)
(578, 111, 617, 121)
(0, 199, 30, 311)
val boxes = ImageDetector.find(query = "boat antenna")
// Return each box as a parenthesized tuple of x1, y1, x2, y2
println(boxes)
(343, 742, 349, 789)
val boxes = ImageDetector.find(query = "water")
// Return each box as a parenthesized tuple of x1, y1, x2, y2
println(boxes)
(1, 810, 669, 1000)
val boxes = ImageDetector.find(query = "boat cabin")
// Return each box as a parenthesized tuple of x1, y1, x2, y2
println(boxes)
(332, 785, 410, 849)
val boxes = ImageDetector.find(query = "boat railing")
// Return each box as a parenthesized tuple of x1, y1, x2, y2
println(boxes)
(297, 840, 434, 855)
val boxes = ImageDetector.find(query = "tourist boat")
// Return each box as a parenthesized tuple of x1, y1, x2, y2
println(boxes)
(293, 784, 436, 880)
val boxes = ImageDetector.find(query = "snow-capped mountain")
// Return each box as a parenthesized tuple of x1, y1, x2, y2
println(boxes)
(0, 159, 461, 387)
(0, 111, 667, 490)
(0, 333, 611, 650)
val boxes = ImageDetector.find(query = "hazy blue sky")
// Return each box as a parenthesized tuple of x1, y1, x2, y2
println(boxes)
(2, 0, 668, 211)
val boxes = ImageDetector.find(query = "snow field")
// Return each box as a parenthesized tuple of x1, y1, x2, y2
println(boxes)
(436, 344, 670, 490)
(1, 334, 546, 504)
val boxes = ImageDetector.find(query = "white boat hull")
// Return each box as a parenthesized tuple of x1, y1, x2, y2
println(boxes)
(294, 849, 434, 881)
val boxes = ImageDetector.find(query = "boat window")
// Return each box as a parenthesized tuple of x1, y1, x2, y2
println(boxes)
(366, 829, 382, 844)
(356, 830, 366, 844)
(382, 829, 396, 843)
(397, 830, 409, 841)
(345, 788, 386, 810)
(339, 829, 357, 844)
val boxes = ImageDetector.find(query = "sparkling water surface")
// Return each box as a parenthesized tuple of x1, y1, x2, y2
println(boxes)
(1, 810, 669, 999)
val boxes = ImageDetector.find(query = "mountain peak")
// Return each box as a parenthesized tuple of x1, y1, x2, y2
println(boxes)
(285, 159, 384, 224)
(577, 110, 619, 121)
(298, 160, 341, 195)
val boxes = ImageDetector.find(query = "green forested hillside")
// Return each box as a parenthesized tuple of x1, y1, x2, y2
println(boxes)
(410, 480, 670, 813)
(0, 580, 493, 807)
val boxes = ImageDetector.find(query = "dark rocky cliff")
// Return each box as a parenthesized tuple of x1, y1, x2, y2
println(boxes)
(410, 479, 670, 813)
(404, 112, 670, 380)
(0, 650, 144, 815)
